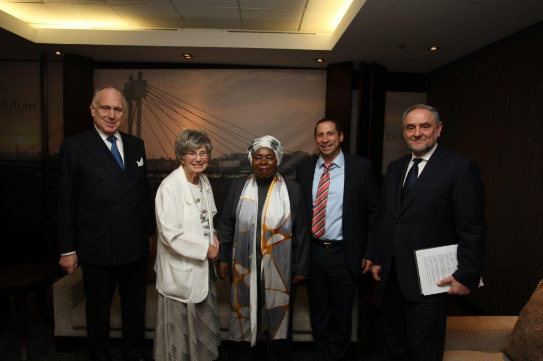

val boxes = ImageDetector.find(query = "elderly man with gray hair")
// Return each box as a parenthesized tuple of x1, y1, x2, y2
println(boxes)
(57, 86, 155, 361)
(371, 104, 486, 361)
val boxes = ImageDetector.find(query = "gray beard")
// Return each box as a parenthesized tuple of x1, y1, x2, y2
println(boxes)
(408, 140, 436, 157)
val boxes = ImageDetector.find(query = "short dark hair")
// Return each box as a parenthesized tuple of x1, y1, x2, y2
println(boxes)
(314, 118, 343, 136)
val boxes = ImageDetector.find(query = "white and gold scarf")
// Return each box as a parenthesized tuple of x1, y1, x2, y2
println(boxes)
(229, 173, 293, 346)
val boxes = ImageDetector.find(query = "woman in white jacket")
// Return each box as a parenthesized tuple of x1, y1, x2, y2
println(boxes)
(154, 129, 220, 361)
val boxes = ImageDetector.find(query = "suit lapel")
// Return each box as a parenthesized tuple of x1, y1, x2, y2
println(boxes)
(342, 154, 351, 217)
(81, 129, 124, 182)
(395, 156, 411, 216)
(303, 156, 318, 211)
(121, 132, 136, 175)
(112, 133, 135, 203)
(399, 147, 446, 215)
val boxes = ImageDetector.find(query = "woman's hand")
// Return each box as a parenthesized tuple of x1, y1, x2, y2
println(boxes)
(207, 235, 219, 263)
(292, 274, 307, 285)
(218, 262, 229, 280)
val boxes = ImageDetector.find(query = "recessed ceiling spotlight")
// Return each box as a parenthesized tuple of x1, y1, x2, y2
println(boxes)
(315, 58, 325, 63)
(428, 46, 440, 51)
(183, 53, 193, 59)
(55, 51, 62, 56)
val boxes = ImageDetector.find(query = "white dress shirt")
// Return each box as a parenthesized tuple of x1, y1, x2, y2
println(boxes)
(403, 143, 438, 185)
(311, 151, 345, 241)
(94, 125, 125, 163)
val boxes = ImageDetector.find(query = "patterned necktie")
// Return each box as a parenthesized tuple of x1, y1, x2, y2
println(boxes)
(402, 158, 422, 201)
(107, 135, 125, 171)
(312, 161, 332, 238)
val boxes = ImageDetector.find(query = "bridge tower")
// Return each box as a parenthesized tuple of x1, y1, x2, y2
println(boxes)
(123, 72, 147, 138)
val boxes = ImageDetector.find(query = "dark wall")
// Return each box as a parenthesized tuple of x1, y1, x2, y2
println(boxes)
(325, 62, 353, 150)
(63, 54, 93, 138)
(427, 21, 543, 315)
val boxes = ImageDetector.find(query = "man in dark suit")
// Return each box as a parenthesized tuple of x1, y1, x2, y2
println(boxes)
(371, 104, 486, 361)
(296, 118, 381, 361)
(57, 86, 155, 361)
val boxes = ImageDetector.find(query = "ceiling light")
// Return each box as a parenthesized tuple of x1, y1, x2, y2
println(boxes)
(428, 46, 440, 51)
(55, 51, 62, 56)
(183, 53, 193, 59)
(315, 58, 325, 63)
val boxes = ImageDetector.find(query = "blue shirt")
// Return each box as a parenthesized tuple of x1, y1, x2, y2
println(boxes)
(312, 151, 345, 241)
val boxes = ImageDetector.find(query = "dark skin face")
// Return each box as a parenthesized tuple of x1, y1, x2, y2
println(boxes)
(251, 147, 278, 180)
(219, 146, 307, 284)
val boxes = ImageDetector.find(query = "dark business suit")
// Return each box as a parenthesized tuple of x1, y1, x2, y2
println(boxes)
(57, 128, 154, 361)
(296, 153, 381, 360)
(375, 145, 486, 360)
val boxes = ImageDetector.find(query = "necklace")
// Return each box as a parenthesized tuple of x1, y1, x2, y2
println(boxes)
(189, 180, 208, 222)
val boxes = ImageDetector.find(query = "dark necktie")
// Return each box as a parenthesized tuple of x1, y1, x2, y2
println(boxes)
(402, 158, 422, 201)
(107, 135, 125, 171)
(312, 161, 332, 238)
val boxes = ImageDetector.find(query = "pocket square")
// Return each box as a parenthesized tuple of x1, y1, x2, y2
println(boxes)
(137, 157, 144, 167)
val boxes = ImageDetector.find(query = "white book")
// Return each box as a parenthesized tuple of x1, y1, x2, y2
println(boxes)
(414, 244, 483, 296)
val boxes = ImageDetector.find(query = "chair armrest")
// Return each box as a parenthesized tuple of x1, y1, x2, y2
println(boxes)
(54, 268, 85, 337)
(445, 316, 518, 353)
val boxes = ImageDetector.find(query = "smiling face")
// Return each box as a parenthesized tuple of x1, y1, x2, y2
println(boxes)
(403, 108, 443, 157)
(181, 146, 209, 181)
(252, 147, 278, 180)
(90, 88, 125, 136)
(314, 121, 343, 162)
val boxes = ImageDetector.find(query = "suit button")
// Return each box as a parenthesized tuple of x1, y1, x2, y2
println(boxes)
(397, 220, 401, 225)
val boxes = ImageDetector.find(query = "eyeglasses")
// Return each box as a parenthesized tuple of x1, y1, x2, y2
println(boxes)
(185, 151, 209, 159)
(96, 105, 124, 115)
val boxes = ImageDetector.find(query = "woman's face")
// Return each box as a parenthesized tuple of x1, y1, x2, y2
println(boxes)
(252, 147, 277, 180)
(181, 146, 209, 176)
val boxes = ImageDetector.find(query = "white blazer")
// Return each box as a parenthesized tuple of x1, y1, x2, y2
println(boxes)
(154, 166, 217, 303)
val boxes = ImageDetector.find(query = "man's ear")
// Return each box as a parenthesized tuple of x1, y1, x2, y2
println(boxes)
(436, 122, 443, 137)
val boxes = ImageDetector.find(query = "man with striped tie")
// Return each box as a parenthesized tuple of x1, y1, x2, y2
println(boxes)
(296, 118, 381, 361)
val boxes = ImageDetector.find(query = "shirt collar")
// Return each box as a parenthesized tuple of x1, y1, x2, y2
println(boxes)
(94, 124, 121, 143)
(411, 143, 438, 163)
(318, 150, 345, 169)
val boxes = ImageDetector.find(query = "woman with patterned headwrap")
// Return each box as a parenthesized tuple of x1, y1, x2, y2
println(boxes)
(217, 135, 310, 361)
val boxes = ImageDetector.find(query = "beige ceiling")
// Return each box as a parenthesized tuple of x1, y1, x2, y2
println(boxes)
(1, 0, 543, 73)
(0, 0, 361, 50)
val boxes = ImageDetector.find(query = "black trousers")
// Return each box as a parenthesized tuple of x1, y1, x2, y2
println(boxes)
(307, 242, 358, 361)
(80, 257, 147, 361)
(381, 261, 448, 361)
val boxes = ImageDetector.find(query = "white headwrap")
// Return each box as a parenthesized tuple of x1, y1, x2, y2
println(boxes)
(247, 135, 284, 165)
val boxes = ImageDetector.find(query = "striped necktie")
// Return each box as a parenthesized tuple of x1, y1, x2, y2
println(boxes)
(312, 161, 332, 238)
